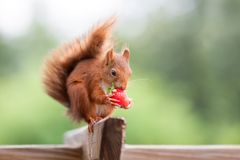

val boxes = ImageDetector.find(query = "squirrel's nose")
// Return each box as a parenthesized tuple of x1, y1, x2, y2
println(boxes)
(115, 81, 127, 90)
(116, 85, 125, 90)
(119, 86, 126, 90)
(119, 84, 127, 90)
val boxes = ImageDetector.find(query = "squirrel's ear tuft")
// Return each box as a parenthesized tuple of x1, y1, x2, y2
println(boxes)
(106, 48, 114, 65)
(122, 48, 130, 63)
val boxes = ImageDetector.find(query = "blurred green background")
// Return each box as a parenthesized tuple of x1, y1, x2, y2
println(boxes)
(1, 0, 240, 144)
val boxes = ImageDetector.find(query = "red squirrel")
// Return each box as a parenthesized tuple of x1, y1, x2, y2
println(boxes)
(42, 18, 132, 132)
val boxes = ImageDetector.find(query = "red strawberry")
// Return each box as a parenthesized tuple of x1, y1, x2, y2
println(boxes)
(110, 88, 132, 109)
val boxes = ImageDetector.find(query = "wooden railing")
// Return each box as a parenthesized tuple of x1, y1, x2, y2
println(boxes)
(0, 117, 240, 160)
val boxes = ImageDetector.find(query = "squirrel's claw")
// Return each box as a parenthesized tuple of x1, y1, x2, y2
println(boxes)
(88, 124, 94, 133)
(88, 117, 103, 133)
(109, 98, 119, 103)
(106, 96, 120, 107)
(88, 118, 96, 133)
(108, 97, 120, 107)
(111, 102, 120, 106)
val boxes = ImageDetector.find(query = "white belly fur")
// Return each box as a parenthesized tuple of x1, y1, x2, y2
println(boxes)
(96, 81, 110, 116)
(96, 104, 108, 116)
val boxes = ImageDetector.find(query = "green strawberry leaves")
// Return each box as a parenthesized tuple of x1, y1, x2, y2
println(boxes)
(107, 82, 115, 94)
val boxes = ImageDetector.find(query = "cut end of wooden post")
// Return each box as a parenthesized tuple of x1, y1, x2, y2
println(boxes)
(64, 117, 126, 160)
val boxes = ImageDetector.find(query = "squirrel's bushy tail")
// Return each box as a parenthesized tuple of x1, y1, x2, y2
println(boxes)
(42, 17, 116, 107)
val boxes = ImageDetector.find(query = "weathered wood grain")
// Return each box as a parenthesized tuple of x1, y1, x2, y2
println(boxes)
(0, 145, 82, 160)
(3, 117, 240, 160)
(64, 117, 126, 160)
(64, 118, 105, 160)
(121, 145, 240, 160)
(100, 117, 126, 160)
(0, 117, 125, 160)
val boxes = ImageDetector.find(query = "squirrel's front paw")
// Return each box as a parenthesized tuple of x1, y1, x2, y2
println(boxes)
(105, 95, 120, 107)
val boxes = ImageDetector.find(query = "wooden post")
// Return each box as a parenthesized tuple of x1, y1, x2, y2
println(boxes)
(0, 117, 125, 160)
(100, 118, 126, 160)
(64, 117, 126, 160)
(1, 117, 240, 160)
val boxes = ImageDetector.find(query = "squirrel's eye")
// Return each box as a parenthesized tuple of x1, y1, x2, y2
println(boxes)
(111, 69, 117, 77)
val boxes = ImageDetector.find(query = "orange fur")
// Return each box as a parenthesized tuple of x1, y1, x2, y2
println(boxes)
(42, 17, 132, 124)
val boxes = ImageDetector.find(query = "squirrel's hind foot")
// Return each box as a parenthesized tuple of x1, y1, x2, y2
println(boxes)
(87, 116, 103, 133)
